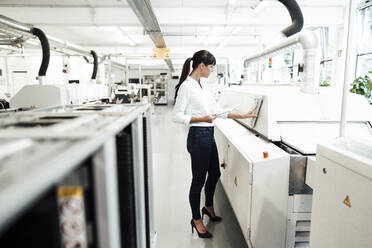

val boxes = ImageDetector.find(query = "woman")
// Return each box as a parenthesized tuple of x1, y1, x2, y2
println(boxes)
(172, 50, 257, 239)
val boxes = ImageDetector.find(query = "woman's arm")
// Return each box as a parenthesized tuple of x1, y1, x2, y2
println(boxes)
(172, 85, 192, 125)
(228, 104, 258, 119)
(227, 112, 256, 119)
(173, 85, 217, 124)
(190, 115, 216, 123)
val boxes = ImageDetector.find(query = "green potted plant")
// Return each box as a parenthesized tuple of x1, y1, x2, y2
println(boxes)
(320, 80, 331, 87)
(350, 71, 372, 104)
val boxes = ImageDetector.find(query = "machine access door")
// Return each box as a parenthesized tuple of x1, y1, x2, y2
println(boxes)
(226, 143, 252, 243)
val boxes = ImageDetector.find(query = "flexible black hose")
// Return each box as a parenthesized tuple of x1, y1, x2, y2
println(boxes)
(31, 28, 50, 76)
(278, 0, 304, 37)
(90, 50, 98, 80)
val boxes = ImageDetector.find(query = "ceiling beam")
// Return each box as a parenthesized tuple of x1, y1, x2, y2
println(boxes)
(0, 3, 346, 8)
(145, 31, 259, 37)
(126, 0, 174, 72)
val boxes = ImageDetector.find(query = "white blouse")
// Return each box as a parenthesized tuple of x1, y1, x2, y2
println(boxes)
(172, 76, 227, 127)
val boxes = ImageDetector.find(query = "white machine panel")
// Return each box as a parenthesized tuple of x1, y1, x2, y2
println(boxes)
(310, 138, 372, 248)
(278, 121, 372, 154)
(215, 119, 290, 248)
(216, 84, 372, 248)
(218, 86, 372, 154)
(218, 87, 279, 140)
(10, 84, 109, 108)
(226, 143, 252, 241)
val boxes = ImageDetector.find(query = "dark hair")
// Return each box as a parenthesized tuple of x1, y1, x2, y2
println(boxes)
(174, 50, 216, 101)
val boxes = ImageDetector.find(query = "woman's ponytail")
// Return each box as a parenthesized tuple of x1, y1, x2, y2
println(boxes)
(174, 57, 192, 101)
(174, 50, 216, 102)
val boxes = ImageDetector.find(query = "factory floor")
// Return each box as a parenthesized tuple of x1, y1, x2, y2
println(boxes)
(152, 105, 248, 248)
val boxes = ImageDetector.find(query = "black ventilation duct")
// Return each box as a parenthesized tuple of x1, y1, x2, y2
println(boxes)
(90, 50, 98, 80)
(278, 0, 304, 37)
(31, 28, 50, 77)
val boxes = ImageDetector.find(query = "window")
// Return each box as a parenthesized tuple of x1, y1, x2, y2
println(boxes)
(356, 2, 372, 77)
(315, 27, 334, 86)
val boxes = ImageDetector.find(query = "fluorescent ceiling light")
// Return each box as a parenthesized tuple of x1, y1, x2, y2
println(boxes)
(122, 36, 136, 46)
(229, 0, 238, 4)
(218, 36, 232, 48)
(203, 26, 218, 46)
(25, 39, 39, 46)
(252, 1, 270, 15)
(116, 26, 136, 46)
(218, 27, 241, 48)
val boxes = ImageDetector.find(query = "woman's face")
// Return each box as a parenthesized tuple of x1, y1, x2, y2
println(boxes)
(200, 63, 215, 78)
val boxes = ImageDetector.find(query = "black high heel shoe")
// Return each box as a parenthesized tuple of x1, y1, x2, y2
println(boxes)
(202, 207, 222, 222)
(190, 219, 213, 239)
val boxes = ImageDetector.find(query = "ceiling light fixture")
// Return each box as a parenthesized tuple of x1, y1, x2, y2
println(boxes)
(218, 27, 241, 48)
(252, 1, 270, 15)
(203, 26, 218, 46)
(116, 26, 136, 46)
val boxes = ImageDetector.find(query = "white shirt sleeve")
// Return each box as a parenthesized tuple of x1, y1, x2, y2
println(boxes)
(172, 84, 192, 125)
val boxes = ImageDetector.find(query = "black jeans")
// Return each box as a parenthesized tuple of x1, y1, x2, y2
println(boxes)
(187, 126, 221, 220)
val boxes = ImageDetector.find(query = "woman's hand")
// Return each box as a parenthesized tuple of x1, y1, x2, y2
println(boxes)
(190, 115, 217, 124)
(227, 104, 258, 119)
(241, 112, 257, 118)
(204, 114, 217, 123)
(243, 104, 258, 118)
(115, 98, 124, 104)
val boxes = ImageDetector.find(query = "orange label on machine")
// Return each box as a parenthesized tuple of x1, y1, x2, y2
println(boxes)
(58, 187, 83, 198)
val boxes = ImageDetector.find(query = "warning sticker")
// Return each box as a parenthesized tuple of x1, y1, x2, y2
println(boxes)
(343, 195, 351, 208)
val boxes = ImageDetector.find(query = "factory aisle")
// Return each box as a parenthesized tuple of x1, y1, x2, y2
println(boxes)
(151, 105, 248, 248)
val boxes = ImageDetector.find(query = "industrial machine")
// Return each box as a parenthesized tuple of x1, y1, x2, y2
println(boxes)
(0, 15, 127, 109)
(0, 103, 156, 248)
(309, 137, 372, 248)
(214, 84, 372, 248)
(213, 0, 371, 245)
(10, 84, 110, 108)
(0, 135, 119, 248)
(215, 85, 372, 247)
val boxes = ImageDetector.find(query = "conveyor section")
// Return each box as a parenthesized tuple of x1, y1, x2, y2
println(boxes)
(0, 103, 156, 248)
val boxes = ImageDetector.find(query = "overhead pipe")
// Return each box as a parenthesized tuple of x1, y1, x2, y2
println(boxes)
(0, 15, 50, 85)
(277, 0, 304, 37)
(31, 27, 50, 85)
(0, 15, 32, 33)
(90, 50, 98, 82)
(0, 15, 128, 86)
(243, 0, 319, 94)
(243, 31, 320, 94)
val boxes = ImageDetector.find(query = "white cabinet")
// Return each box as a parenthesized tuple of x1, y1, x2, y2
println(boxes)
(310, 141, 372, 248)
(215, 127, 252, 242)
(227, 143, 252, 242)
(214, 120, 290, 248)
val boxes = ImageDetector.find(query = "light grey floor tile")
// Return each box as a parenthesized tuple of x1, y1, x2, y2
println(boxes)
(151, 105, 248, 248)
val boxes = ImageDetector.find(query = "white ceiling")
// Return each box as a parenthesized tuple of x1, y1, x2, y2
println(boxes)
(0, 0, 347, 69)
